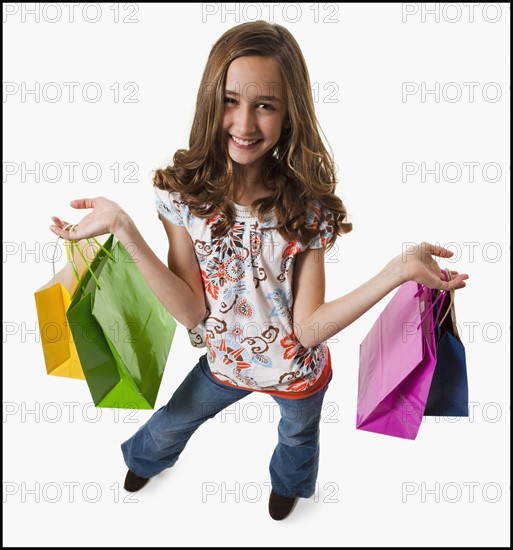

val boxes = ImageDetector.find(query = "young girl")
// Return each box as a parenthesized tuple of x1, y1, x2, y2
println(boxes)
(49, 21, 468, 520)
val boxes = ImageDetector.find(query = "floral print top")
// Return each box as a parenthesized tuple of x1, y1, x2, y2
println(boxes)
(154, 187, 336, 398)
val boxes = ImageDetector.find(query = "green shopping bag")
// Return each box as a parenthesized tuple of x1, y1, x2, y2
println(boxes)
(66, 235, 177, 409)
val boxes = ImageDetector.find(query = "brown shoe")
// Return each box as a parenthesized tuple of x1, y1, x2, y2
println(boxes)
(268, 489, 298, 520)
(124, 470, 150, 492)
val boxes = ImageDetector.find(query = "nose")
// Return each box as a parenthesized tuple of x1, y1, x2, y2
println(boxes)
(232, 103, 257, 136)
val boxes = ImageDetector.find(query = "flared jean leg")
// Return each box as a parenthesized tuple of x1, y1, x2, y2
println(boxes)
(121, 354, 251, 478)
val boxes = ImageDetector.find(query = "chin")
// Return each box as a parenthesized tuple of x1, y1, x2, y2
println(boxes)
(229, 146, 275, 164)
(230, 156, 261, 166)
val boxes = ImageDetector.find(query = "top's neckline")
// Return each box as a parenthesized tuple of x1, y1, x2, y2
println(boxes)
(229, 199, 252, 210)
(228, 199, 276, 221)
(228, 199, 259, 219)
(228, 198, 275, 209)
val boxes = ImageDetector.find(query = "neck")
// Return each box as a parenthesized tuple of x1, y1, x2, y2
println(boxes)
(233, 162, 262, 185)
(231, 161, 266, 203)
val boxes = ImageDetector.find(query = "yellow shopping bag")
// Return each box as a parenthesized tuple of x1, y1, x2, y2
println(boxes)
(34, 235, 99, 379)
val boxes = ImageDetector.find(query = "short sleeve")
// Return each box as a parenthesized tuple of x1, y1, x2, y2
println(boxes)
(154, 186, 185, 227)
(307, 201, 336, 250)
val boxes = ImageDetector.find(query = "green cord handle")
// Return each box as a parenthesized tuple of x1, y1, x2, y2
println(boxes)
(69, 236, 115, 291)
(70, 241, 101, 289)
(50, 224, 116, 290)
(88, 236, 115, 261)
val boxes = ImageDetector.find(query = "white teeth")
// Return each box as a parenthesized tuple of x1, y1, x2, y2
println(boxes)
(231, 135, 259, 146)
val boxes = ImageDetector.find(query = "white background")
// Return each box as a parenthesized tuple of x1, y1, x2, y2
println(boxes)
(3, 2, 510, 547)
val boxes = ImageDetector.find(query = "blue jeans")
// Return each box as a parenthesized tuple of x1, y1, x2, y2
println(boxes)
(121, 353, 332, 499)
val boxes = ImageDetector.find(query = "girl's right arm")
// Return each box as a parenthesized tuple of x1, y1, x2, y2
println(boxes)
(50, 196, 207, 330)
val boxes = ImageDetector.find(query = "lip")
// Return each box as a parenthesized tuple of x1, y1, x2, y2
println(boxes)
(229, 134, 262, 149)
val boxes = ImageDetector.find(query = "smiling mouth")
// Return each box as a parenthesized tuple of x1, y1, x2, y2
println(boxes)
(230, 135, 262, 146)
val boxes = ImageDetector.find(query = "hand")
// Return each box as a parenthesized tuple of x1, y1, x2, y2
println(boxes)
(396, 242, 469, 291)
(49, 197, 129, 241)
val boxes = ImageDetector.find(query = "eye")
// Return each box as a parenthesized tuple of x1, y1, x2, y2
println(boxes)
(257, 103, 275, 110)
(224, 97, 236, 104)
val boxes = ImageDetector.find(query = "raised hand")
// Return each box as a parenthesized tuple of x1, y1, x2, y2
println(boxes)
(398, 242, 469, 291)
(49, 197, 129, 241)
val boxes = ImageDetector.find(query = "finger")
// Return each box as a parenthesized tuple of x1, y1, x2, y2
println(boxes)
(51, 216, 72, 229)
(49, 224, 74, 241)
(440, 270, 464, 285)
(422, 242, 454, 259)
(70, 198, 96, 209)
(438, 271, 450, 290)
(444, 273, 469, 291)
(49, 223, 83, 241)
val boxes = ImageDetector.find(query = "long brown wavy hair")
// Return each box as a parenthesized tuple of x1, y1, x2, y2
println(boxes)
(153, 20, 352, 250)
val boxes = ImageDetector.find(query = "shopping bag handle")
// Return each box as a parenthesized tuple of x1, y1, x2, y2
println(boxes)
(67, 231, 115, 291)
(437, 270, 455, 327)
(52, 223, 75, 279)
(51, 223, 100, 281)
(416, 269, 450, 330)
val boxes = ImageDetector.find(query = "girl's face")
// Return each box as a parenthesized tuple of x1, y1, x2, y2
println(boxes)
(223, 56, 288, 173)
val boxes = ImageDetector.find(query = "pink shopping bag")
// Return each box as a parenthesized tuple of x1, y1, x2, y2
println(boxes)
(356, 279, 448, 440)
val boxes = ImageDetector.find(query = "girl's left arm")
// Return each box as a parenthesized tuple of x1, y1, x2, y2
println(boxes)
(292, 242, 469, 349)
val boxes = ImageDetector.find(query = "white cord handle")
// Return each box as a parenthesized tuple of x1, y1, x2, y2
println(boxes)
(51, 223, 76, 279)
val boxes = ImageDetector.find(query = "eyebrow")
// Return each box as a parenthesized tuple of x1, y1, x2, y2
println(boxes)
(225, 89, 282, 103)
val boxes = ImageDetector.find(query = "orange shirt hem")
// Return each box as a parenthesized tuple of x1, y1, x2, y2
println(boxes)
(209, 346, 333, 400)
